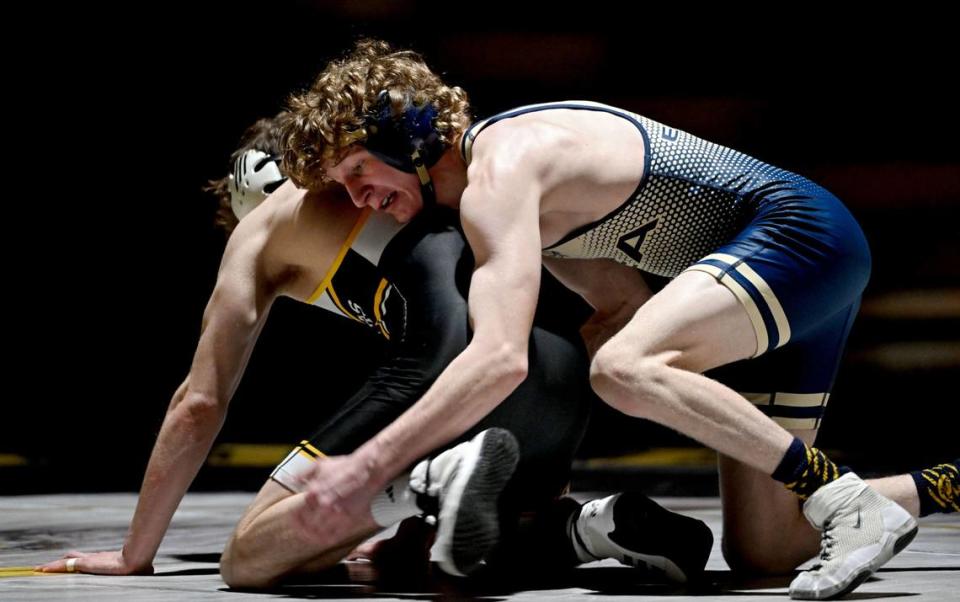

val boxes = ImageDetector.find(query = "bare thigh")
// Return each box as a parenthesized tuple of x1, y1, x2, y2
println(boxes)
(607, 270, 758, 373)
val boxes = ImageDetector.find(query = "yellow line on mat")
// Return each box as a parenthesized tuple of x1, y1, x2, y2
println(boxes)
(0, 454, 28, 467)
(0, 567, 52, 578)
(206, 444, 290, 467)
(579, 447, 718, 468)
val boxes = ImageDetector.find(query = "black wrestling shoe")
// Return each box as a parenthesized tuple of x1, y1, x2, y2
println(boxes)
(571, 492, 713, 583)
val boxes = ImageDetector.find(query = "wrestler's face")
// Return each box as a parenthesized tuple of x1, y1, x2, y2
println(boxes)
(324, 148, 424, 223)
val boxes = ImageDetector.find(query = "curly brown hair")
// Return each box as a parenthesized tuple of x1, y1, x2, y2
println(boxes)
(205, 112, 289, 234)
(282, 39, 471, 190)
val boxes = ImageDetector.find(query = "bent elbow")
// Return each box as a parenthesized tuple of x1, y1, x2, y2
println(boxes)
(491, 342, 529, 387)
(176, 392, 228, 427)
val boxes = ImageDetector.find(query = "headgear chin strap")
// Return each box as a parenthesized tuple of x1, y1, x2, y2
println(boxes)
(363, 90, 445, 207)
(228, 149, 288, 220)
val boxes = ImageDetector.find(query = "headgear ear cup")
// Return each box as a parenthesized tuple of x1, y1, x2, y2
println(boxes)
(363, 90, 444, 207)
(229, 149, 288, 220)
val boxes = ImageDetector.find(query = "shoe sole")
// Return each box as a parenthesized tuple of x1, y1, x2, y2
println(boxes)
(434, 428, 520, 576)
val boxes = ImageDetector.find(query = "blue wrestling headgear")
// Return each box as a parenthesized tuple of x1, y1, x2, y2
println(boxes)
(364, 90, 444, 207)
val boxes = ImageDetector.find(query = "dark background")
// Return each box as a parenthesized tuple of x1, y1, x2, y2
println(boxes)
(4, 3, 957, 493)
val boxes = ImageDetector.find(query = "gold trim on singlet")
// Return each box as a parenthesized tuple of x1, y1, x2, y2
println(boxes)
(373, 277, 391, 340)
(306, 209, 372, 304)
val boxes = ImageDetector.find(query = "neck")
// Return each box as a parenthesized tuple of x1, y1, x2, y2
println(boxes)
(428, 147, 468, 209)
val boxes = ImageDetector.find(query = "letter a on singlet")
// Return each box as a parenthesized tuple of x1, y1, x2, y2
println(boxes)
(616, 218, 658, 263)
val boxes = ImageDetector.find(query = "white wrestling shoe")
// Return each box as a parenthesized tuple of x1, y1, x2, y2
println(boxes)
(789, 472, 918, 600)
(409, 427, 519, 577)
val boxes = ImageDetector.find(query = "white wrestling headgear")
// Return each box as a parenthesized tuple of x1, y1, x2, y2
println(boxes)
(228, 149, 287, 220)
